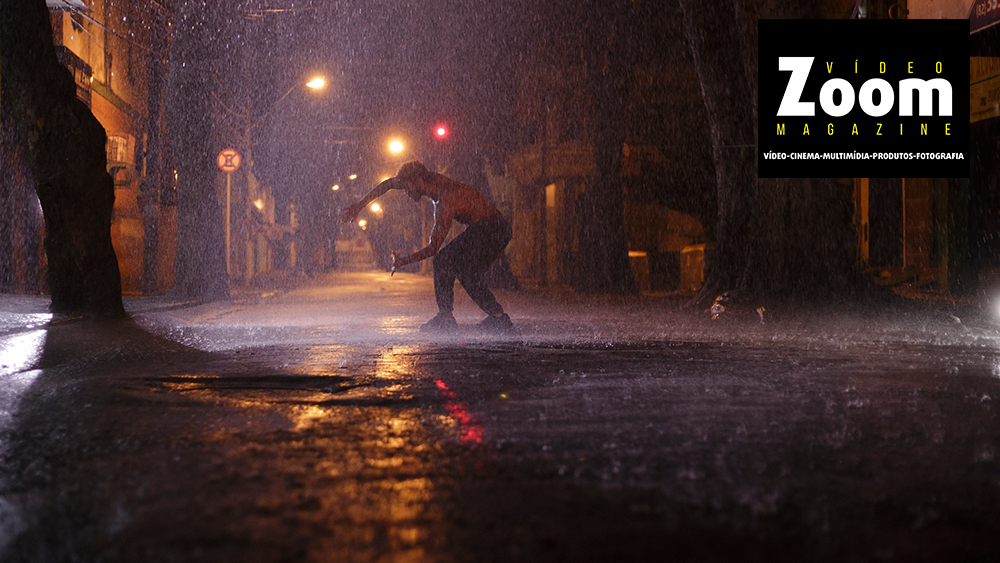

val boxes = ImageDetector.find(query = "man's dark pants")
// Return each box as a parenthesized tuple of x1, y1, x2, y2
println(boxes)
(432, 214, 512, 317)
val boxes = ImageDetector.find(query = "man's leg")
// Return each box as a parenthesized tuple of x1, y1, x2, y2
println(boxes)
(456, 269, 503, 316)
(431, 244, 460, 315)
(454, 217, 512, 317)
(418, 247, 460, 333)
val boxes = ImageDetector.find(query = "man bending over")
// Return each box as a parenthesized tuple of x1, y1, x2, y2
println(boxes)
(340, 161, 514, 334)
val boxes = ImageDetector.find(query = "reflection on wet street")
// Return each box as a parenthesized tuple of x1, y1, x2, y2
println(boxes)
(1, 274, 999, 562)
(141, 343, 485, 562)
(0, 330, 47, 425)
(434, 379, 484, 444)
(2, 337, 479, 562)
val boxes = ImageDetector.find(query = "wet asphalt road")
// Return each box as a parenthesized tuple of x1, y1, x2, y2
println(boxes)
(1, 272, 1000, 562)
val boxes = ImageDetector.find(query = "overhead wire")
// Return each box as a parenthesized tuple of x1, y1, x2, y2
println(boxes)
(65, 5, 169, 60)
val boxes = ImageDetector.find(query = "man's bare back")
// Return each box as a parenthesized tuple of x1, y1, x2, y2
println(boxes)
(422, 174, 499, 226)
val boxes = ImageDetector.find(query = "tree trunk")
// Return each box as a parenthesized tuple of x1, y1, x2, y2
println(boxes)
(575, 0, 638, 295)
(164, 1, 231, 302)
(678, 0, 856, 307)
(0, 0, 124, 317)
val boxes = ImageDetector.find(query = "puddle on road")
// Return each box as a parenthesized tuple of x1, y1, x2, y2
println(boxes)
(22, 343, 492, 561)
(148, 373, 360, 393)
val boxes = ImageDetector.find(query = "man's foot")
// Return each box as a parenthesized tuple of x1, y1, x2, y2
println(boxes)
(419, 312, 458, 333)
(476, 313, 516, 335)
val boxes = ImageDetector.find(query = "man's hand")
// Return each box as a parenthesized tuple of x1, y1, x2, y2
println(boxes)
(390, 251, 410, 277)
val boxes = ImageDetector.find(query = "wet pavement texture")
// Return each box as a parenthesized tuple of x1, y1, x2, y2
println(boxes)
(1, 272, 1000, 562)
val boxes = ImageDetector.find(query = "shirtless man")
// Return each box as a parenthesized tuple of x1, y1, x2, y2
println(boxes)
(340, 161, 514, 334)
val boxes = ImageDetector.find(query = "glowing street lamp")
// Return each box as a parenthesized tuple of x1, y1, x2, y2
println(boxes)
(258, 75, 327, 121)
(215, 74, 326, 282)
(370, 203, 381, 213)
(388, 139, 405, 154)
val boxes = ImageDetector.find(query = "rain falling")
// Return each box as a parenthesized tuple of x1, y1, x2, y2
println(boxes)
(1, 1, 999, 561)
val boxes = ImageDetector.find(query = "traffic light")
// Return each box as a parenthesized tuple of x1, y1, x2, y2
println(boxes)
(433, 123, 449, 140)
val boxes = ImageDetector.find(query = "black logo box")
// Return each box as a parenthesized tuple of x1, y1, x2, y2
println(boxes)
(758, 19, 969, 178)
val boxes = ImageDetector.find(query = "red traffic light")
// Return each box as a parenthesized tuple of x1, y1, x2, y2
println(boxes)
(433, 124, 449, 139)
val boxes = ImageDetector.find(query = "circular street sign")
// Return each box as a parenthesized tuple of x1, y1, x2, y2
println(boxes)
(217, 148, 241, 173)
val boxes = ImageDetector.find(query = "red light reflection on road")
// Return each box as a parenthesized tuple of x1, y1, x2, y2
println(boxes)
(434, 379, 482, 444)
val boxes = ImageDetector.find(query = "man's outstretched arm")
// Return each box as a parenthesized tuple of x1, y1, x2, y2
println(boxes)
(339, 177, 398, 222)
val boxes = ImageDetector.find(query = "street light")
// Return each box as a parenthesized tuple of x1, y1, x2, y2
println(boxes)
(258, 75, 327, 122)
(388, 139, 405, 154)
(211, 74, 327, 282)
